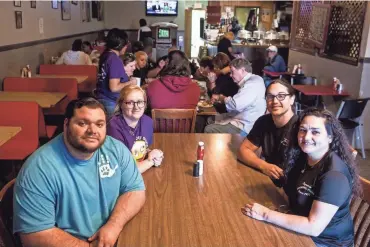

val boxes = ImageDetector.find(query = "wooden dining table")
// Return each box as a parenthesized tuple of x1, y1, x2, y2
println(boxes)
(35, 74, 89, 84)
(0, 91, 66, 108)
(117, 133, 315, 247)
(0, 126, 22, 147)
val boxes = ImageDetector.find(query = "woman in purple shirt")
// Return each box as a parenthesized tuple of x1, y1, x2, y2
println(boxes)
(107, 85, 164, 173)
(96, 28, 135, 116)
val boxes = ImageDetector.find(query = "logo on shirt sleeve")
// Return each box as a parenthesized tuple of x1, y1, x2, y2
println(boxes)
(98, 154, 118, 178)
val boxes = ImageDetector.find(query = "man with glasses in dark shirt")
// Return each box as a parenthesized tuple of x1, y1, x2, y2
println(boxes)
(238, 79, 297, 185)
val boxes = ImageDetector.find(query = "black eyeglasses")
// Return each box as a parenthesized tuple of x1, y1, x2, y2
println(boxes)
(124, 101, 146, 108)
(266, 93, 291, 102)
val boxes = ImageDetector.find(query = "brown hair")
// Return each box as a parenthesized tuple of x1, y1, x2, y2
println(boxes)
(114, 85, 147, 115)
(286, 108, 362, 196)
(160, 50, 191, 77)
(212, 52, 230, 70)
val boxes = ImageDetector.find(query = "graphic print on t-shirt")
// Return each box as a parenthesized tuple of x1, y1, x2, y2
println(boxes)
(131, 136, 149, 162)
(98, 154, 118, 178)
(98, 67, 107, 83)
(297, 182, 315, 197)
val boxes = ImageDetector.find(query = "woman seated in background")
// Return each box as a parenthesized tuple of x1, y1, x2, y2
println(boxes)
(207, 53, 239, 113)
(217, 32, 235, 61)
(147, 50, 200, 109)
(82, 41, 100, 66)
(107, 85, 164, 173)
(96, 28, 135, 116)
(133, 51, 149, 86)
(242, 108, 361, 247)
(56, 39, 92, 65)
(122, 53, 138, 85)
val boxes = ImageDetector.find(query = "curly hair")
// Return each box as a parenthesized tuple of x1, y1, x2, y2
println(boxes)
(285, 108, 362, 196)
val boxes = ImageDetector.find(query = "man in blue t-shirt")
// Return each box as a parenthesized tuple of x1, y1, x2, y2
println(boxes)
(13, 98, 146, 247)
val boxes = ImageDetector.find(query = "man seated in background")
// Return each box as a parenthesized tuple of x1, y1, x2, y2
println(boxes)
(56, 39, 92, 65)
(204, 58, 266, 136)
(13, 98, 146, 247)
(238, 79, 297, 186)
(263, 46, 287, 87)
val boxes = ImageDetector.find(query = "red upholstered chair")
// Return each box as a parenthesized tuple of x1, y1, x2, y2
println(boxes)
(3, 77, 78, 116)
(151, 109, 197, 133)
(0, 102, 39, 160)
(39, 64, 98, 93)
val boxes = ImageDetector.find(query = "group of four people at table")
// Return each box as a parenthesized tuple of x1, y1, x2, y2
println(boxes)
(11, 28, 359, 247)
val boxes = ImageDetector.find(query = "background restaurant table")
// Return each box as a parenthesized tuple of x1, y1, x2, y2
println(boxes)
(35, 74, 89, 84)
(293, 85, 350, 96)
(0, 126, 21, 147)
(117, 134, 314, 247)
(0, 91, 66, 108)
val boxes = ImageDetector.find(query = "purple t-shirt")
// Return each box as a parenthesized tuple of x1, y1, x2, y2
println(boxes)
(96, 51, 129, 101)
(107, 114, 153, 162)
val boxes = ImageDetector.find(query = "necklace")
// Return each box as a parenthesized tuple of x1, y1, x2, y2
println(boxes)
(121, 116, 139, 137)
(128, 125, 137, 136)
(301, 162, 307, 174)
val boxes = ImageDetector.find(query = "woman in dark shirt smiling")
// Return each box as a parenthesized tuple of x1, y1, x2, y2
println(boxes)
(242, 108, 361, 247)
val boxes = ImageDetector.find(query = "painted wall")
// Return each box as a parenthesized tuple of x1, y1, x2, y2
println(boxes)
(104, 1, 186, 31)
(0, 1, 104, 46)
(0, 1, 105, 87)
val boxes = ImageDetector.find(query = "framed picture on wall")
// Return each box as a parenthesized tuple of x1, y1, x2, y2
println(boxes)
(61, 0, 71, 20)
(92, 1, 98, 19)
(14, 1, 21, 7)
(81, 1, 91, 22)
(15, 11, 22, 29)
(72, 1, 78, 5)
(52, 0, 58, 9)
(97, 1, 104, 21)
(31, 1, 36, 8)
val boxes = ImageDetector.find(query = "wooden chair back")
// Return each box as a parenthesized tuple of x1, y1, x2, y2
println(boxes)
(350, 176, 370, 247)
(151, 109, 197, 133)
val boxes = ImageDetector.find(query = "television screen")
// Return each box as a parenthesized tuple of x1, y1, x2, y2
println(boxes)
(146, 0, 178, 16)
(158, 28, 170, 39)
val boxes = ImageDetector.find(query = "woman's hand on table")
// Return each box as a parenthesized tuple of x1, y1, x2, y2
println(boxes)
(241, 203, 270, 221)
(148, 149, 164, 167)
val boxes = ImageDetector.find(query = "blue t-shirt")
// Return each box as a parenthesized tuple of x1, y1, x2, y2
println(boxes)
(13, 134, 145, 240)
(96, 51, 129, 101)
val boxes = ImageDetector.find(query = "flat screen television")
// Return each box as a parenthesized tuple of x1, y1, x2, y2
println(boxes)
(157, 28, 170, 39)
(146, 0, 178, 16)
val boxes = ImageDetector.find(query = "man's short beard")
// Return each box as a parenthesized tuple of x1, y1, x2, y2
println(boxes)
(66, 126, 105, 153)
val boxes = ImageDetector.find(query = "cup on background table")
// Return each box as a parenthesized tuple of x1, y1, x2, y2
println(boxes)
(133, 77, 141, 87)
